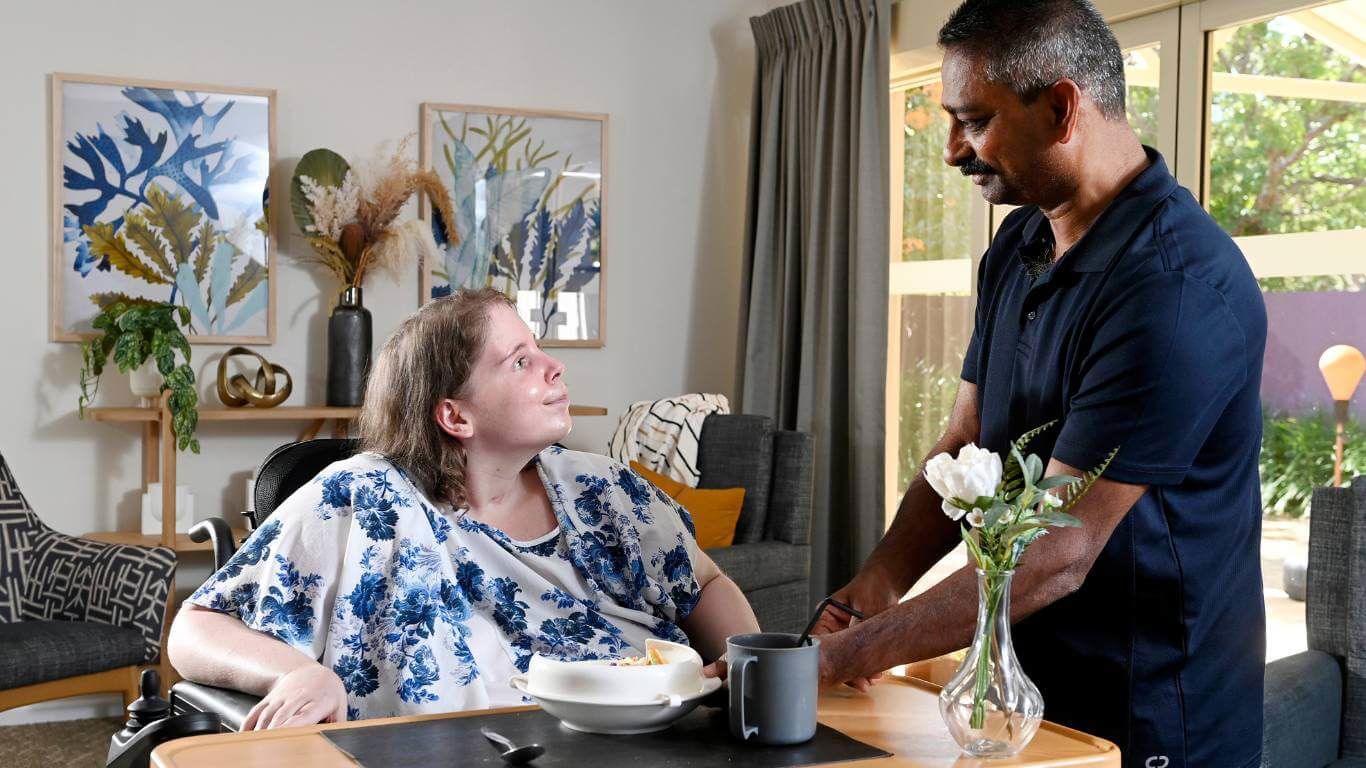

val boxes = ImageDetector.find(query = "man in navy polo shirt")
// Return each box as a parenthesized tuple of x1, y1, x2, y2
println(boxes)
(814, 1, 1267, 765)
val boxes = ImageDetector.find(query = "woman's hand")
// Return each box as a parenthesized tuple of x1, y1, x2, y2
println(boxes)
(702, 658, 727, 680)
(242, 662, 349, 730)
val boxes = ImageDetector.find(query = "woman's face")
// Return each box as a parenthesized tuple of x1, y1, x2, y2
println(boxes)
(457, 302, 572, 452)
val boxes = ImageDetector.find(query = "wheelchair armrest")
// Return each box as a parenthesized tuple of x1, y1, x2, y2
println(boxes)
(171, 680, 261, 733)
(188, 518, 238, 570)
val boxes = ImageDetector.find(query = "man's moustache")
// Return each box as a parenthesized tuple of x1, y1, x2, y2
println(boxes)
(956, 159, 996, 176)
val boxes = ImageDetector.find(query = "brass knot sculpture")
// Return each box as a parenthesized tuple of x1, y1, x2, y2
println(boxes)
(216, 347, 292, 408)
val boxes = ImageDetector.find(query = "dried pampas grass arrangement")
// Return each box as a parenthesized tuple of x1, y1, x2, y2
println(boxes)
(289, 135, 457, 290)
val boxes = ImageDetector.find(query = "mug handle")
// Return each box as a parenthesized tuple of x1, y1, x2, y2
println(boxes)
(734, 656, 758, 740)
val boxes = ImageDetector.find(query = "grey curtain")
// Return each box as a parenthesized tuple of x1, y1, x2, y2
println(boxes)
(738, 0, 890, 599)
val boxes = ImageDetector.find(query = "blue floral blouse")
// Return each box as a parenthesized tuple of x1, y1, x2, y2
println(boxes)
(187, 446, 705, 720)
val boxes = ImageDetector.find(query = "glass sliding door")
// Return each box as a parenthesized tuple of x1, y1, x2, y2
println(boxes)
(1115, 8, 1181, 160)
(885, 78, 989, 526)
(1185, 0, 1365, 662)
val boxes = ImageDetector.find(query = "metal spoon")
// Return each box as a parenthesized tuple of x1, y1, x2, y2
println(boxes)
(480, 726, 546, 765)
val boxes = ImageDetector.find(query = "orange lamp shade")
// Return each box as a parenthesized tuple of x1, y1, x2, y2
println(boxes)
(1319, 344, 1366, 401)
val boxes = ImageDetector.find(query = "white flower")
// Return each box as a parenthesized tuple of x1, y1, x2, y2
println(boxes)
(965, 508, 985, 527)
(923, 443, 1004, 520)
(300, 172, 360, 241)
(941, 500, 966, 521)
(1042, 490, 1064, 508)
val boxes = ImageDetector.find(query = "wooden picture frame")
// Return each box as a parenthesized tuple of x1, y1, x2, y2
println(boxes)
(51, 72, 277, 344)
(419, 103, 607, 348)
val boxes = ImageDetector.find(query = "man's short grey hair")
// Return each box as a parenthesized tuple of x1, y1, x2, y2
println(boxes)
(938, 0, 1127, 121)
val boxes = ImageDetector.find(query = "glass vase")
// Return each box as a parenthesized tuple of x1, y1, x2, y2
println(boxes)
(938, 569, 1044, 758)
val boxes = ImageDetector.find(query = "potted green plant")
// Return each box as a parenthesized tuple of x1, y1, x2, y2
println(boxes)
(78, 298, 201, 453)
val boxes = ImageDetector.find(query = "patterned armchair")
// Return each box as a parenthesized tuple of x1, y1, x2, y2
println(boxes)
(0, 451, 176, 712)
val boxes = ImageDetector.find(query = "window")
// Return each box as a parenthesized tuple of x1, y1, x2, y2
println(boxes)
(1200, 0, 1366, 662)
(886, 79, 986, 527)
(1125, 44, 1163, 149)
(1205, 0, 1365, 292)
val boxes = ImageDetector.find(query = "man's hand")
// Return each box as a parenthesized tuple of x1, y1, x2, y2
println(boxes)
(817, 627, 883, 691)
(243, 662, 348, 730)
(812, 567, 902, 636)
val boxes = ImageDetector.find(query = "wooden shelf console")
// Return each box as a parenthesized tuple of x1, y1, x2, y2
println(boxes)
(85, 397, 608, 548)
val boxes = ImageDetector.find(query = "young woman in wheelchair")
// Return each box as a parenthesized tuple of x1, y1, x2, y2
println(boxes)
(168, 288, 759, 729)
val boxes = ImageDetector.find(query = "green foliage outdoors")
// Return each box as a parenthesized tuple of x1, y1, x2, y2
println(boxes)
(901, 83, 973, 267)
(79, 300, 200, 453)
(1260, 407, 1365, 518)
(1207, 19, 1364, 292)
(898, 359, 961, 492)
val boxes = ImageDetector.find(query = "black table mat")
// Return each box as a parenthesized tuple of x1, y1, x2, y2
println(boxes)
(324, 705, 891, 767)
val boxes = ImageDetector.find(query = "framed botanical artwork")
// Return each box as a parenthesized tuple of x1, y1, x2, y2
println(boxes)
(51, 73, 276, 343)
(420, 103, 606, 347)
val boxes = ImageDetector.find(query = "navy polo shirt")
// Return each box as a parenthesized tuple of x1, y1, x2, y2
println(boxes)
(961, 148, 1267, 768)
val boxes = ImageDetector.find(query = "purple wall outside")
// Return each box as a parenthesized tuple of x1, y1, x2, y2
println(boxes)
(1261, 291, 1366, 415)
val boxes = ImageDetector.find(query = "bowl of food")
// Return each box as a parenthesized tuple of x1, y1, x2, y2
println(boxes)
(509, 639, 721, 734)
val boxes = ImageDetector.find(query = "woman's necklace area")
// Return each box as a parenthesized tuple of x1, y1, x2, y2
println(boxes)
(460, 469, 560, 544)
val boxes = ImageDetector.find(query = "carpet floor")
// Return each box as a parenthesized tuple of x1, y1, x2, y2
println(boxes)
(0, 716, 122, 767)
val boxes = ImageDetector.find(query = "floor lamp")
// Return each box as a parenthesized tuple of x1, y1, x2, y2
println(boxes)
(1318, 344, 1365, 488)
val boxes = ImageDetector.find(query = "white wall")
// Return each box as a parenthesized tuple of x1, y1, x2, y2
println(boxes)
(0, 0, 780, 723)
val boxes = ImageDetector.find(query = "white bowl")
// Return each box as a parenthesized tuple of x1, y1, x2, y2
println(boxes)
(522, 639, 704, 703)
(510, 675, 722, 735)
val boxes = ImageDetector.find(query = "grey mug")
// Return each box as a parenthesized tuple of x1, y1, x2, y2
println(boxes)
(727, 632, 819, 745)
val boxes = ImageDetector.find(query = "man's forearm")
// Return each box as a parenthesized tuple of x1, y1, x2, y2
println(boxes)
(863, 438, 973, 595)
(862, 376, 981, 594)
(833, 545, 1083, 678)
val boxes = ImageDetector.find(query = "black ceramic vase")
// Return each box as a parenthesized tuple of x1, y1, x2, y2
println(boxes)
(326, 286, 372, 407)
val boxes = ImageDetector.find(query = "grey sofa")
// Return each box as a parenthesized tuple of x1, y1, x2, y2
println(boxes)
(693, 414, 814, 634)
(1263, 475, 1365, 768)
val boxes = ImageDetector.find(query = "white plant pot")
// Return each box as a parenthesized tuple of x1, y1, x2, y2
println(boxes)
(129, 359, 163, 402)
(141, 483, 194, 536)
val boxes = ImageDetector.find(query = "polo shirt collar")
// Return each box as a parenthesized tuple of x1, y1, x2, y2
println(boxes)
(1016, 146, 1178, 274)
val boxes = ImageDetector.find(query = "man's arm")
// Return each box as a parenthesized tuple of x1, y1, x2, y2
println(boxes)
(813, 379, 981, 635)
(818, 458, 1148, 685)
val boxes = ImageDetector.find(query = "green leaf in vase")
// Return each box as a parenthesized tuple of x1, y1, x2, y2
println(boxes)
(291, 148, 351, 236)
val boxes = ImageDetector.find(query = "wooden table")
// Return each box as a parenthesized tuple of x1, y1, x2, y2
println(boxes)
(151, 675, 1118, 767)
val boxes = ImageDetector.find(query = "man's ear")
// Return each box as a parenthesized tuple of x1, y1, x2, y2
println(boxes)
(434, 399, 474, 440)
(1045, 77, 1083, 144)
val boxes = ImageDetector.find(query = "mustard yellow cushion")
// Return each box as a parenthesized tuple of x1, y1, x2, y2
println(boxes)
(630, 462, 744, 550)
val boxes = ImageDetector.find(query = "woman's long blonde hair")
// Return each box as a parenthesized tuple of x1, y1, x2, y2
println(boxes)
(357, 288, 515, 509)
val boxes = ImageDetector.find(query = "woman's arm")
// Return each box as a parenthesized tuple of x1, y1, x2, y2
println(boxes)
(168, 604, 320, 695)
(169, 604, 348, 729)
(679, 550, 759, 664)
